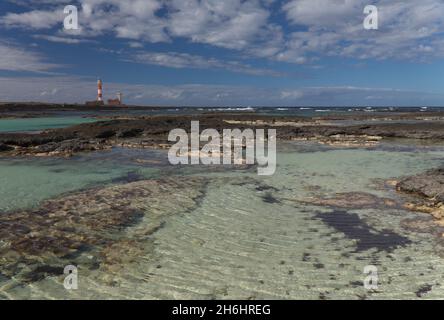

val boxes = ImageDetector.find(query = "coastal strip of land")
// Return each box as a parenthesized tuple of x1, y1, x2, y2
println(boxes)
(1, 109, 444, 157)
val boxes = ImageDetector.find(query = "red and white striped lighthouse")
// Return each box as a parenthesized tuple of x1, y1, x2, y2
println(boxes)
(97, 78, 103, 102)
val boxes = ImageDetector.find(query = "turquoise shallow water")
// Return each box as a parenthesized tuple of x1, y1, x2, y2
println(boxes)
(0, 148, 165, 211)
(0, 141, 444, 299)
(0, 117, 98, 132)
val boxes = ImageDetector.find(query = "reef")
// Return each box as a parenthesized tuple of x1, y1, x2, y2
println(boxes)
(0, 176, 208, 286)
(396, 169, 444, 227)
(298, 192, 399, 210)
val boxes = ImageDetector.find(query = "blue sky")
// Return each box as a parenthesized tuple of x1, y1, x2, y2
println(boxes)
(0, 0, 443, 106)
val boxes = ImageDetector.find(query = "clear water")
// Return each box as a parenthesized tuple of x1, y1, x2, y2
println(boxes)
(0, 117, 99, 133)
(0, 148, 166, 211)
(1, 140, 444, 299)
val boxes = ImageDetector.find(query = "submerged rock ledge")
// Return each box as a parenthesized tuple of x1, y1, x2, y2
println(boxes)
(396, 169, 444, 227)
(0, 177, 208, 285)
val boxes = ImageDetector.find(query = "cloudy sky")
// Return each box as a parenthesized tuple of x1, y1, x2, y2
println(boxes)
(0, 0, 443, 106)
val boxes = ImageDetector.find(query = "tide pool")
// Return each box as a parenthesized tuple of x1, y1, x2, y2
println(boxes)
(0, 117, 99, 133)
(1, 141, 444, 299)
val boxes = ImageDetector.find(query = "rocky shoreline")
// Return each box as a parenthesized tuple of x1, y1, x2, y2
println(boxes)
(396, 169, 444, 227)
(1, 112, 444, 157)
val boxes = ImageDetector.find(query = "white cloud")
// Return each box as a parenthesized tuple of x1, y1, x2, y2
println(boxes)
(283, 0, 361, 27)
(2, 9, 64, 29)
(75, 0, 169, 42)
(2, 0, 444, 66)
(168, 0, 271, 50)
(128, 41, 143, 48)
(34, 34, 94, 44)
(0, 42, 60, 72)
(280, 0, 444, 62)
(0, 0, 280, 59)
(281, 90, 304, 99)
(129, 51, 283, 76)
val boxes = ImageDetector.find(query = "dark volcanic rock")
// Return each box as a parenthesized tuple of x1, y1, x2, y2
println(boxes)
(117, 128, 143, 138)
(396, 168, 444, 227)
(1, 113, 444, 157)
(95, 130, 116, 139)
(0, 143, 13, 152)
(397, 169, 444, 202)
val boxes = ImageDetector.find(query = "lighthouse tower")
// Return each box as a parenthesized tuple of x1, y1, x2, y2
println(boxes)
(97, 79, 103, 102)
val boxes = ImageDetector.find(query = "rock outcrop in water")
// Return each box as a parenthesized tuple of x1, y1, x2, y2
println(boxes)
(0, 177, 208, 286)
(297, 192, 399, 210)
(0, 143, 13, 152)
(396, 169, 444, 226)
(1, 112, 444, 157)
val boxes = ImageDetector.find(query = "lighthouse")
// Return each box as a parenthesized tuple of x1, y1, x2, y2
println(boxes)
(86, 78, 121, 106)
(97, 79, 103, 102)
